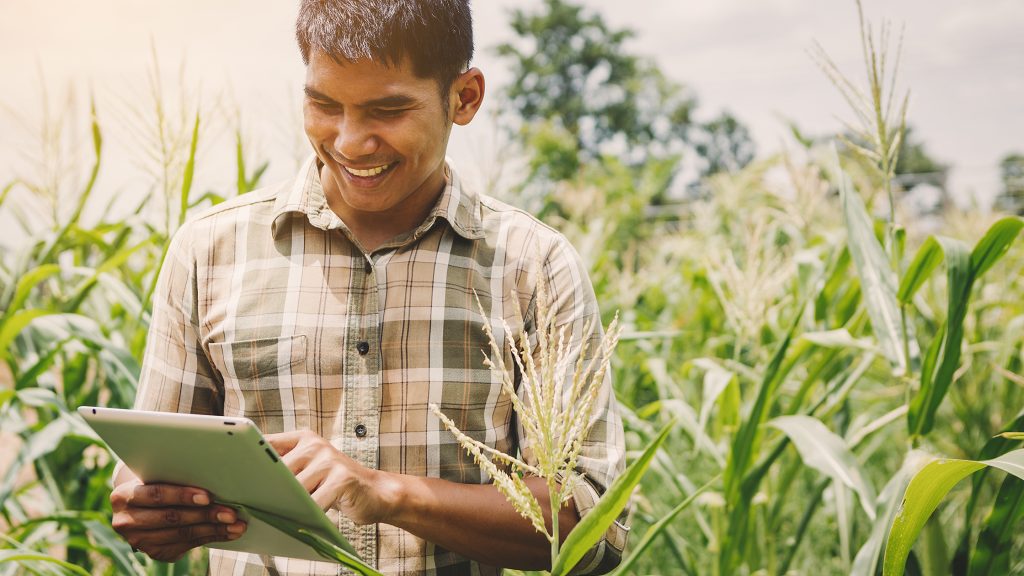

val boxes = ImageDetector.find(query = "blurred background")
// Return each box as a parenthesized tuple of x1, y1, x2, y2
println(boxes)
(2, 0, 1022, 227)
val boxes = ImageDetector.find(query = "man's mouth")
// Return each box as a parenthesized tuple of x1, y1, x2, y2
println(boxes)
(342, 163, 394, 178)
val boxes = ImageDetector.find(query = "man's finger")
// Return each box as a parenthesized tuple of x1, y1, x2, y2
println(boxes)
(265, 430, 306, 456)
(310, 484, 337, 512)
(133, 521, 247, 548)
(113, 505, 238, 531)
(127, 483, 211, 508)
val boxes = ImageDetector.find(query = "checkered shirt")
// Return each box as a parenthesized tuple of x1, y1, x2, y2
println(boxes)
(133, 156, 628, 575)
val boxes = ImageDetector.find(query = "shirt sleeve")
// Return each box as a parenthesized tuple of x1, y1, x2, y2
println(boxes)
(133, 222, 223, 415)
(519, 233, 630, 576)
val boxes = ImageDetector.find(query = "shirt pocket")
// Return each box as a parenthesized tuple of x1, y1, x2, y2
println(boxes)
(208, 335, 308, 430)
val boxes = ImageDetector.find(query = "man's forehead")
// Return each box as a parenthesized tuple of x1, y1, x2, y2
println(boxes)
(304, 51, 436, 100)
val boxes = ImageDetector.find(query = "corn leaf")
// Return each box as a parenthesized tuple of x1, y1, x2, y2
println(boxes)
(0, 550, 92, 576)
(908, 218, 1022, 437)
(551, 420, 673, 576)
(180, 111, 200, 226)
(608, 475, 718, 576)
(897, 236, 942, 304)
(83, 518, 146, 576)
(233, 504, 378, 575)
(695, 366, 733, 458)
(883, 450, 1024, 576)
(769, 415, 876, 519)
(969, 216, 1023, 279)
(968, 474, 1024, 576)
(952, 409, 1024, 573)
(835, 151, 908, 374)
(0, 180, 17, 209)
(723, 314, 802, 502)
(0, 310, 53, 362)
(1, 264, 59, 321)
(851, 450, 930, 576)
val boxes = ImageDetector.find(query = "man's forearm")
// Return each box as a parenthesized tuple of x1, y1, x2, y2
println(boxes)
(380, 473, 579, 570)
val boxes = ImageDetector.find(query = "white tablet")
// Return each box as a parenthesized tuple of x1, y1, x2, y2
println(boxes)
(78, 406, 358, 563)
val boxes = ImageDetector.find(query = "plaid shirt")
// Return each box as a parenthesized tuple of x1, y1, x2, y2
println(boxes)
(134, 156, 628, 575)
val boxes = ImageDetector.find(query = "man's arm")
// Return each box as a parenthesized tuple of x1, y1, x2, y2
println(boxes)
(110, 224, 242, 561)
(267, 430, 579, 570)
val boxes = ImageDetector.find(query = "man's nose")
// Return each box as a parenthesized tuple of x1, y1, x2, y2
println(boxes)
(333, 115, 379, 160)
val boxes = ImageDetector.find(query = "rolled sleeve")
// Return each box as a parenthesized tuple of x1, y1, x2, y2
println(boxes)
(565, 472, 630, 575)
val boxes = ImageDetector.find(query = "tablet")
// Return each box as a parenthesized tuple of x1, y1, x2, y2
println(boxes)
(78, 406, 357, 562)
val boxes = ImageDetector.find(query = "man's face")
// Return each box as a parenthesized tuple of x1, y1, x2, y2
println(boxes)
(303, 52, 458, 219)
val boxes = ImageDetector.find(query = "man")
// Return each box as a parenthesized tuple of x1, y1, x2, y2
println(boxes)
(109, 1, 627, 574)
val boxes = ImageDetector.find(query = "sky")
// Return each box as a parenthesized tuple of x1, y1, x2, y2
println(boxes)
(1, 0, 1022, 227)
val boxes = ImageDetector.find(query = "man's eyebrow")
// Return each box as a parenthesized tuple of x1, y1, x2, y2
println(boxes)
(362, 95, 419, 108)
(303, 87, 419, 109)
(304, 86, 337, 103)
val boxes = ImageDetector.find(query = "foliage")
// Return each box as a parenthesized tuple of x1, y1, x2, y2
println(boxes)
(495, 0, 754, 187)
(996, 153, 1024, 215)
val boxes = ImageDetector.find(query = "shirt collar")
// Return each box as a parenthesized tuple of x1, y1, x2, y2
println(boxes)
(271, 155, 484, 241)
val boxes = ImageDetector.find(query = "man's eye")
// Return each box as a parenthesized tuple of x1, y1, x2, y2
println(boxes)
(312, 100, 340, 113)
(374, 108, 405, 118)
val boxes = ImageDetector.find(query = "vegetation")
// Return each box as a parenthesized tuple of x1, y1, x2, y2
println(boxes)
(2, 1, 1024, 575)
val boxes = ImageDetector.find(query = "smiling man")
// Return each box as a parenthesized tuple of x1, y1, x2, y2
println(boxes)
(108, 1, 627, 574)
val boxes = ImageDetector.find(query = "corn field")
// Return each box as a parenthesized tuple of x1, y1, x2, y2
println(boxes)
(2, 4, 1024, 576)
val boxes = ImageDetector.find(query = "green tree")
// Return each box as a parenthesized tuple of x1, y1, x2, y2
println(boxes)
(495, 0, 697, 181)
(995, 152, 1024, 214)
(693, 111, 756, 177)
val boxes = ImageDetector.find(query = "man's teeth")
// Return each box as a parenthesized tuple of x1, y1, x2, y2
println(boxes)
(344, 163, 391, 177)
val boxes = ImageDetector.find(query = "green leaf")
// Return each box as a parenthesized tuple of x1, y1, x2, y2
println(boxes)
(180, 111, 201, 226)
(851, 450, 930, 576)
(968, 474, 1024, 576)
(835, 151, 909, 374)
(0, 180, 18, 209)
(229, 504, 378, 575)
(695, 365, 733, 458)
(724, 313, 804, 502)
(550, 420, 674, 576)
(0, 550, 92, 576)
(1, 264, 60, 322)
(897, 237, 942, 304)
(0, 310, 53, 362)
(800, 328, 877, 351)
(65, 238, 154, 312)
(969, 216, 1023, 279)
(607, 474, 718, 576)
(769, 415, 876, 519)
(883, 450, 1024, 576)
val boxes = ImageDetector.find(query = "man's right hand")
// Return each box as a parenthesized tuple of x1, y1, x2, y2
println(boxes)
(110, 470, 247, 562)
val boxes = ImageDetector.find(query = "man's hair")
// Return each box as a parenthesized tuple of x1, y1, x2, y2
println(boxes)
(296, 0, 474, 95)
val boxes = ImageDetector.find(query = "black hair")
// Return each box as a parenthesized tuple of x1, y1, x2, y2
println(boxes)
(296, 0, 474, 97)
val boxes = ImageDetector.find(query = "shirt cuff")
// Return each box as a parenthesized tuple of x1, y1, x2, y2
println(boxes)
(564, 472, 630, 576)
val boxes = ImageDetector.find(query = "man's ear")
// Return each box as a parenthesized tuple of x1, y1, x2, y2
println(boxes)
(450, 68, 485, 126)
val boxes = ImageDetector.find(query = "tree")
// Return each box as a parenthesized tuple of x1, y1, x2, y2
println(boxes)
(693, 112, 756, 178)
(995, 153, 1024, 214)
(495, 0, 697, 180)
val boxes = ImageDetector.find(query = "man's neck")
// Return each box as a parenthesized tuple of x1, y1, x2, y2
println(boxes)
(319, 163, 447, 254)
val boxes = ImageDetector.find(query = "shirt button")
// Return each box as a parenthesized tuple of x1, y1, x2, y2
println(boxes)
(354, 424, 367, 438)
(356, 341, 370, 355)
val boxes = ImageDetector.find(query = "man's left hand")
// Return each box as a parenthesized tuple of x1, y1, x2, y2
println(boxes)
(265, 430, 400, 525)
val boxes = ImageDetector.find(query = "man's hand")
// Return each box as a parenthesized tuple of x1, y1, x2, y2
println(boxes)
(266, 430, 400, 525)
(110, 470, 247, 563)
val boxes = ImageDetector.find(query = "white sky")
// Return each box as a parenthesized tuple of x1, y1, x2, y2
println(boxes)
(1, 0, 1022, 225)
